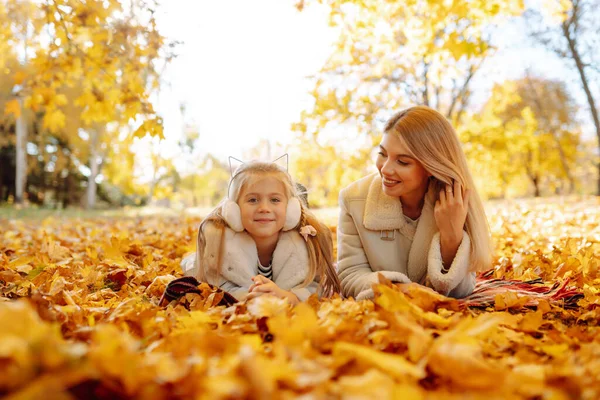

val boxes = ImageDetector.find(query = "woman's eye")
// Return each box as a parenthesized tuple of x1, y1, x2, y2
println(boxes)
(397, 160, 409, 166)
(378, 151, 386, 157)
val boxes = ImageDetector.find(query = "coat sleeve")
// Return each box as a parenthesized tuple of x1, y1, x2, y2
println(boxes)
(181, 252, 249, 300)
(180, 253, 199, 278)
(427, 231, 476, 298)
(290, 279, 319, 302)
(337, 192, 410, 299)
(219, 280, 249, 301)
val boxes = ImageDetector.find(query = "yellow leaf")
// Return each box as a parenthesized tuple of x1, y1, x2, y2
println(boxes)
(13, 71, 27, 85)
(4, 99, 21, 118)
(519, 310, 545, 333)
(43, 108, 66, 133)
(332, 342, 426, 380)
(495, 291, 530, 310)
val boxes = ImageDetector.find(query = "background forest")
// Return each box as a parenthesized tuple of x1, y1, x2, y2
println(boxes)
(0, 0, 598, 210)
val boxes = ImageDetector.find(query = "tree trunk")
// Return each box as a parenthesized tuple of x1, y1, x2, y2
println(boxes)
(562, 19, 600, 195)
(86, 126, 102, 209)
(191, 176, 197, 207)
(15, 97, 27, 204)
(524, 75, 576, 194)
(532, 176, 541, 197)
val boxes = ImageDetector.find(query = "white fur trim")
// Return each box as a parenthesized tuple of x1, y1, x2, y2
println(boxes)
(283, 197, 301, 231)
(363, 174, 405, 231)
(427, 231, 471, 296)
(181, 224, 311, 295)
(362, 174, 437, 247)
(356, 288, 374, 301)
(222, 200, 244, 232)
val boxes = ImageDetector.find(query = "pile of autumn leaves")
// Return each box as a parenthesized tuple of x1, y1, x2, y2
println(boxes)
(1, 198, 600, 399)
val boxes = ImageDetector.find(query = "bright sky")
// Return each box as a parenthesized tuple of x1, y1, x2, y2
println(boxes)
(142, 0, 588, 180)
(149, 0, 337, 176)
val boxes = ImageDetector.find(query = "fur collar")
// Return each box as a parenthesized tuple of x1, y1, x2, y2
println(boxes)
(362, 173, 439, 283)
(203, 223, 310, 290)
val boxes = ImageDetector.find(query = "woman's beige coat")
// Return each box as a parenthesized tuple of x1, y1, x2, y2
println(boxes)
(337, 173, 475, 300)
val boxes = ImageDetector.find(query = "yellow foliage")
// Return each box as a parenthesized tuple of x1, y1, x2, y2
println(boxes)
(1, 199, 600, 397)
(4, 99, 20, 118)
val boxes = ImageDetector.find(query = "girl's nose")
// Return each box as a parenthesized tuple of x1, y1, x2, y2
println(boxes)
(257, 200, 270, 212)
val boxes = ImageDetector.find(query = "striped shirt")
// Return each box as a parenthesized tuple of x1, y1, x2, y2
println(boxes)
(257, 260, 273, 280)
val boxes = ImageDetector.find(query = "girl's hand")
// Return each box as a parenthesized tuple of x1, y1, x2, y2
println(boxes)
(248, 275, 270, 292)
(247, 276, 300, 305)
(434, 179, 469, 242)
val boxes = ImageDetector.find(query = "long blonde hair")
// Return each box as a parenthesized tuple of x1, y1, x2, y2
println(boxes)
(384, 106, 492, 272)
(195, 161, 341, 297)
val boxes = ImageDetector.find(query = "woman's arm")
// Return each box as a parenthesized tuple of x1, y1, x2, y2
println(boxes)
(427, 231, 475, 298)
(337, 194, 410, 299)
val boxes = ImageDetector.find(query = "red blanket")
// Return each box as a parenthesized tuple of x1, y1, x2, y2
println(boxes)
(460, 270, 583, 309)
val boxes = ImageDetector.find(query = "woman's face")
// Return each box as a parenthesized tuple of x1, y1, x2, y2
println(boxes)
(376, 133, 431, 199)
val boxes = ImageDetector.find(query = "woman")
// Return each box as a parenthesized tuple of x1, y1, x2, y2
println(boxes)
(337, 106, 492, 300)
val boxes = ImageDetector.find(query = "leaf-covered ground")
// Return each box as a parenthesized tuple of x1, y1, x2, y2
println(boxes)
(1, 198, 600, 399)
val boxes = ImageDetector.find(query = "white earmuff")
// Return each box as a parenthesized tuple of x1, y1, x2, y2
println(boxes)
(283, 197, 301, 231)
(222, 199, 244, 232)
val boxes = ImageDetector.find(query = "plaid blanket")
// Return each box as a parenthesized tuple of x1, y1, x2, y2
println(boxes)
(460, 270, 583, 309)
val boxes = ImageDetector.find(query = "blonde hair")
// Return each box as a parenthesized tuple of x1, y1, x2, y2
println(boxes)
(195, 161, 341, 297)
(384, 106, 493, 272)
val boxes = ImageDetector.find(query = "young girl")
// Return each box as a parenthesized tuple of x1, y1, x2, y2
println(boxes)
(337, 106, 492, 300)
(181, 161, 340, 304)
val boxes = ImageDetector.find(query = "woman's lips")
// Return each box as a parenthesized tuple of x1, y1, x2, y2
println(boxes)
(382, 177, 400, 187)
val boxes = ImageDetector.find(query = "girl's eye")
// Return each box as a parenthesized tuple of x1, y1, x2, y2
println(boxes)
(378, 151, 386, 157)
(397, 160, 409, 166)
(247, 198, 258, 203)
(271, 198, 281, 203)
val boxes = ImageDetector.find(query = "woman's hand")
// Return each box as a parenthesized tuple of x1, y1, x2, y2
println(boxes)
(434, 180, 470, 269)
(247, 275, 300, 305)
(434, 179, 469, 241)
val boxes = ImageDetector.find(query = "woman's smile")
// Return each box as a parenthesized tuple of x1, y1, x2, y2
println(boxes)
(382, 177, 401, 187)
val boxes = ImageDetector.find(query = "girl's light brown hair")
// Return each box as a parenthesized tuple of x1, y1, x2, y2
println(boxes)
(384, 106, 493, 272)
(195, 161, 341, 296)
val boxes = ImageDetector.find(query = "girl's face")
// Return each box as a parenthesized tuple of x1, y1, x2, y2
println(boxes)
(376, 133, 431, 199)
(238, 176, 288, 240)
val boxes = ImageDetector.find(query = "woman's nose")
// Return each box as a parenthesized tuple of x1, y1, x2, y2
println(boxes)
(381, 159, 394, 176)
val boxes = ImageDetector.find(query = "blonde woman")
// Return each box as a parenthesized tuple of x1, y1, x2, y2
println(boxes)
(181, 160, 340, 304)
(337, 106, 492, 300)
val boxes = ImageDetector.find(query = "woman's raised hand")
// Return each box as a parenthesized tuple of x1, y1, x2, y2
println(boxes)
(434, 179, 470, 242)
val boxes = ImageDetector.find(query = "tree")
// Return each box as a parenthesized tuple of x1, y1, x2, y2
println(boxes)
(292, 0, 523, 204)
(527, 0, 600, 194)
(290, 137, 369, 207)
(1, 0, 175, 208)
(461, 77, 582, 198)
